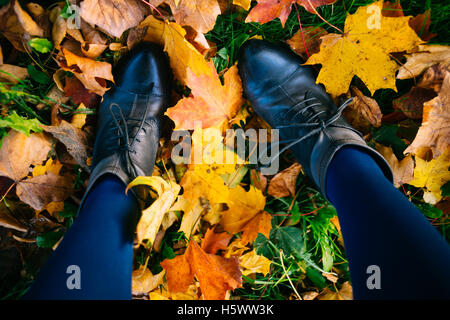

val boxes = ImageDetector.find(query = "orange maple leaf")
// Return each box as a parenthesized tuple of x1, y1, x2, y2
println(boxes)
(165, 61, 244, 130)
(246, 0, 337, 27)
(201, 228, 233, 254)
(161, 241, 242, 300)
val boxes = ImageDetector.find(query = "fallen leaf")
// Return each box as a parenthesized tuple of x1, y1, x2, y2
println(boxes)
(409, 147, 450, 204)
(64, 76, 101, 109)
(150, 0, 221, 34)
(286, 26, 328, 58)
(267, 163, 302, 198)
(80, 0, 148, 38)
(318, 281, 353, 300)
(392, 86, 436, 119)
(201, 228, 232, 254)
(240, 211, 272, 245)
(160, 249, 194, 294)
(139, 16, 212, 84)
(60, 48, 114, 96)
(43, 120, 92, 170)
(250, 169, 267, 192)
(343, 87, 382, 132)
(233, 0, 251, 10)
(376, 143, 414, 188)
(246, 0, 337, 26)
(418, 62, 450, 92)
(126, 176, 181, 246)
(239, 249, 271, 276)
(397, 45, 450, 80)
(404, 72, 450, 158)
(165, 61, 244, 130)
(13, 0, 43, 37)
(305, 0, 423, 97)
(220, 185, 266, 234)
(132, 266, 165, 295)
(71, 104, 88, 129)
(0, 64, 28, 84)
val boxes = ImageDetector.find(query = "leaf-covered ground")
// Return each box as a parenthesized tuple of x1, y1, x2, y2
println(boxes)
(0, 0, 449, 300)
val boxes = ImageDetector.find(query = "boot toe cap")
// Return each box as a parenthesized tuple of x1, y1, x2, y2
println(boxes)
(114, 42, 171, 95)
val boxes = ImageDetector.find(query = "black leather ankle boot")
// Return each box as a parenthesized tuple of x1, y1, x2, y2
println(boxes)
(238, 39, 393, 200)
(83, 42, 171, 206)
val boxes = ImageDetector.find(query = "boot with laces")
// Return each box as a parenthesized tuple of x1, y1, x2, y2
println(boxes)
(238, 39, 393, 200)
(83, 43, 171, 207)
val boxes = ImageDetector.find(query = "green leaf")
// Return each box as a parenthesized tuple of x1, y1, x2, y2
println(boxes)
(272, 226, 305, 260)
(27, 65, 51, 85)
(441, 181, 450, 197)
(36, 230, 65, 248)
(0, 111, 43, 136)
(28, 38, 53, 54)
(373, 125, 407, 159)
(418, 203, 443, 219)
(306, 267, 326, 290)
(254, 233, 274, 259)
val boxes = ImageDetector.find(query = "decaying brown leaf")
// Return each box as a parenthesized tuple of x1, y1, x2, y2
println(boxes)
(267, 163, 302, 198)
(286, 26, 327, 58)
(397, 45, 450, 80)
(392, 86, 436, 119)
(376, 143, 414, 187)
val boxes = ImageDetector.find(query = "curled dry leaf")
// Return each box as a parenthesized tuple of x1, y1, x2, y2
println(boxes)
(376, 143, 414, 188)
(132, 266, 165, 295)
(343, 87, 382, 132)
(149, 0, 221, 34)
(397, 45, 450, 80)
(305, 1, 423, 97)
(60, 48, 114, 96)
(80, 0, 148, 38)
(43, 120, 92, 170)
(126, 176, 181, 246)
(418, 62, 450, 92)
(267, 162, 302, 198)
(250, 169, 267, 191)
(404, 72, 450, 159)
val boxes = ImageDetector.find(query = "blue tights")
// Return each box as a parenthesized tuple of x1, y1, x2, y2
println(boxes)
(25, 148, 450, 299)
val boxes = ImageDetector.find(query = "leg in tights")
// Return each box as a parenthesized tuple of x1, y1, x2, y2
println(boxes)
(324, 146, 450, 299)
(24, 175, 139, 300)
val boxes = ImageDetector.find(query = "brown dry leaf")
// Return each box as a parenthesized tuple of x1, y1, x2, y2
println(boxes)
(36, 85, 70, 110)
(286, 26, 327, 58)
(64, 76, 101, 109)
(267, 163, 302, 198)
(132, 266, 165, 295)
(246, 0, 337, 26)
(43, 120, 92, 170)
(13, 0, 43, 37)
(0, 204, 27, 232)
(397, 45, 450, 80)
(139, 16, 212, 84)
(418, 62, 450, 92)
(318, 281, 353, 300)
(80, 0, 148, 38)
(150, 0, 221, 34)
(165, 62, 244, 130)
(344, 87, 382, 132)
(240, 211, 272, 245)
(250, 169, 267, 192)
(404, 72, 450, 159)
(201, 228, 232, 254)
(392, 86, 436, 119)
(60, 48, 114, 96)
(0, 64, 28, 84)
(376, 144, 414, 187)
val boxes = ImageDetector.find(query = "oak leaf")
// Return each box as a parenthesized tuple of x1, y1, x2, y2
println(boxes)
(246, 0, 336, 26)
(149, 0, 221, 34)
(304, 0, 423, 97)
(165, 61, 244, 130)
(80, 0, 147, 38)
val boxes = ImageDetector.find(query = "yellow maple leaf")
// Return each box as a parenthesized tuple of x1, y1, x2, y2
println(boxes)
(304, 0, 423, 97)
(126, 176, 181, 246)
(409, 147, 450, 204)
(139, 16, 212, 85)
(239, 249, 271, 276)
